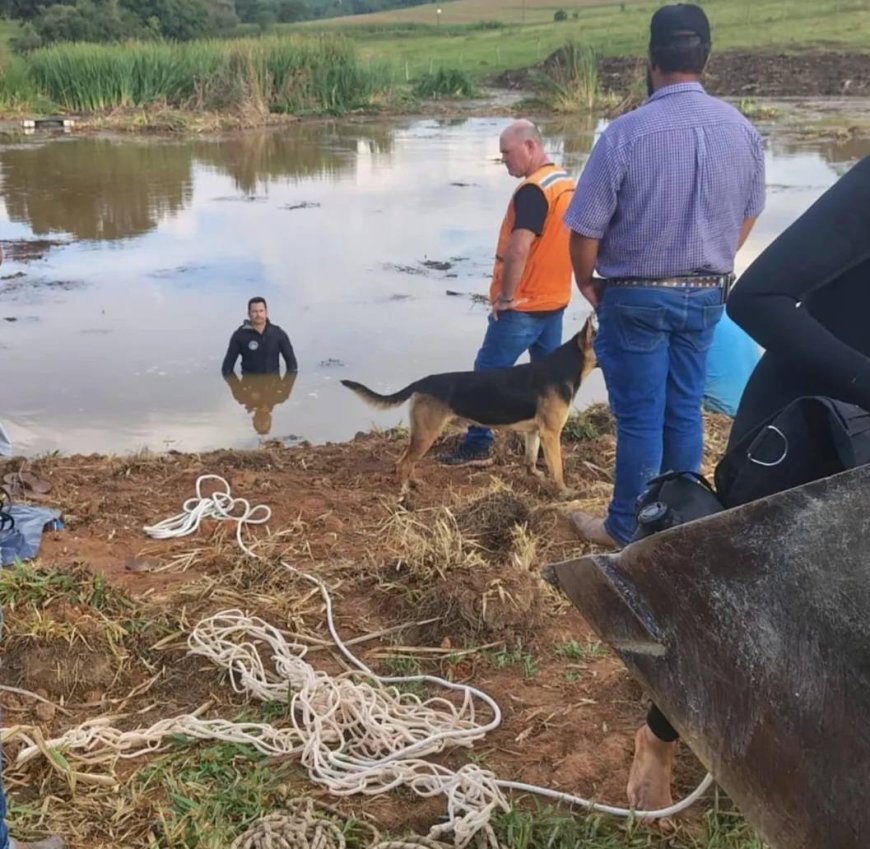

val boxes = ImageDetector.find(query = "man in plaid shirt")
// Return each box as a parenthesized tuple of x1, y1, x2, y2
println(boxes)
(564, 2, 765, 811)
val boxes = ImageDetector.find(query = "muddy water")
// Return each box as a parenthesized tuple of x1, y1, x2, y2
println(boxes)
(1, 115, 868, 456)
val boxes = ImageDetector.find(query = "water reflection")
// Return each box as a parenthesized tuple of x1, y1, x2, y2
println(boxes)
(224, 372, 297, 436)
(0, 113, 867, 456)
(193, 122, 395, 194)
(1, 139, 193, 241)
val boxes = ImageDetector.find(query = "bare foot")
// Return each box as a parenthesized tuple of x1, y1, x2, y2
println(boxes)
(627, 724, 675, 815)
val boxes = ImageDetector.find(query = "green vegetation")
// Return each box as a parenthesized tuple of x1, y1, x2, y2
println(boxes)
(314, 0, 870, 83)
(489, 640, 539, 678)
(533, 40, 616, 112)
(18, 35, 394, 113)
(555, 637, 608, 661)
(412, 66, 475, 99)
(0, 0, 866, 120)
(493, 802, 765, 849)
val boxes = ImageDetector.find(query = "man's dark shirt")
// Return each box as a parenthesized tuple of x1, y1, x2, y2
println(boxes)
(221, 320, 298, 376)
(224, 372, 297, 411)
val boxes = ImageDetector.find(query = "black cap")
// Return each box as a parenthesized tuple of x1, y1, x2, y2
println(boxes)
(650, 4, 711, 48)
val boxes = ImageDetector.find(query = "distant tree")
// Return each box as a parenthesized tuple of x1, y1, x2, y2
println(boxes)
(36, 0, 142, 42)
(276, 0, 305, 22)
(553, 8, 567, 20)
(122, 0, 236, 39)
(0, 0, 70, 19)
(233, 0, 259, 22)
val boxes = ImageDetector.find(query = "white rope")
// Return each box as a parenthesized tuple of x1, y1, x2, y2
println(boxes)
(13, 475, 713, 847)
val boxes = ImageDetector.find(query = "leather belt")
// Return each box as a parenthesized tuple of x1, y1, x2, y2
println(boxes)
(605, 273, 734, 290)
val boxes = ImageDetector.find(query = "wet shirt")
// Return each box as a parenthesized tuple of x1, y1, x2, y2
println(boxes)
(221, 320, 298, 376)
(564, 82, 766, 278)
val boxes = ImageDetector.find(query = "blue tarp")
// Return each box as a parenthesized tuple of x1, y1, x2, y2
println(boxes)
(703, 313, 762, 419)
(0, 505, 63, 566)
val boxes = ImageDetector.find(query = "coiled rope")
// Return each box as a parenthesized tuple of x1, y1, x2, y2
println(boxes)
(13, 475, 712, 848)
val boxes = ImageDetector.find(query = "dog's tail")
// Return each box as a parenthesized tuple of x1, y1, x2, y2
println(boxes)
(341, 379, 417, 409)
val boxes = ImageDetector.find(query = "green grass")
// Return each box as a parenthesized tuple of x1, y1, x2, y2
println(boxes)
(135, 740, 367, 849)
(412, 66, 476, 98)
(555, 637, 608, 661)
(0, 562, 132, 615)
(295, 0, 870, 82)
(0, 0, 866, 116)
(489, 640, 539, 678)
(493, 801, 765, 848)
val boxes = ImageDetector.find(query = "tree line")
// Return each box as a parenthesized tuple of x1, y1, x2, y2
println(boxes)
(1, 0, 434, 48)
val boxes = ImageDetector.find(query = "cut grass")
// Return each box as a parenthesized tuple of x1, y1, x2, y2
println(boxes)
(303, 0, 870, 82)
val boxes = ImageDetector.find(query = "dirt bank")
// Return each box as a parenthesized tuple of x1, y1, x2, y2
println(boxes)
(498, 49, 870, 101)
(600, 49, 870, 99)
(0, 411, 734, 847)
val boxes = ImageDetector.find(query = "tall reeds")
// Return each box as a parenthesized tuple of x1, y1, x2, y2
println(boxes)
(26, 36, 395, 114)
(535, 41, 618, 113)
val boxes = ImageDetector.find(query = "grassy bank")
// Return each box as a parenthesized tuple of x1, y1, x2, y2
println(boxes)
(0, 35, 397, 116)
(0, 0, 867, 122)
(301, 0, 870, 82)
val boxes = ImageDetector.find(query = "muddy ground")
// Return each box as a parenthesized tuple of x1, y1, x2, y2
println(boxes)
(498, 48, 870, 101)
(0, 410, 735, 847)
(600, 50, 870, 99)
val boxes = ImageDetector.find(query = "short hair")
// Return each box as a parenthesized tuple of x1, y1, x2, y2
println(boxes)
(650, 36, 710, 74)
(248, 296, 267, 311)
(505, 119, 543, 148)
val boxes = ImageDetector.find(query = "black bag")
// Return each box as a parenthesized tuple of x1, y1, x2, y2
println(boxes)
(714, 396, 870, 508)
(632, 470, 725, 542)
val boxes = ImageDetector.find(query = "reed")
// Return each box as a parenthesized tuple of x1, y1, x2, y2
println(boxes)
(26, 35, 395, 114)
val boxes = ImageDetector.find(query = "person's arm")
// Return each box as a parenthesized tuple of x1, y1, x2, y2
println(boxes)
(279, 329, 298, 372)
(737, 216, 758, 250)
(569, 232, 602, 308)
(492, 184, 547, 318)
(562, 132, 624, 305)
(221, 333, 241, 376)
(728, 155, 870, 407)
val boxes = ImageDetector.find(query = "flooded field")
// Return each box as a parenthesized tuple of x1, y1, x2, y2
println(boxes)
(1, 113, 868, 456)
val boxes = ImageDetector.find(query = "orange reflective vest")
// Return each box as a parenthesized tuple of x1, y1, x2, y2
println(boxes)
(489, 164, 576, 313)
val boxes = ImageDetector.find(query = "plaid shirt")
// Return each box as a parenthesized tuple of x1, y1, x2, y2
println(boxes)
(564, 82, 766, 278)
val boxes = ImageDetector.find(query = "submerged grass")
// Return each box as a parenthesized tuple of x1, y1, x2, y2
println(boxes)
(533, 41, 619, 113)
(412, 67, 476, 99)
(25, 35, 396, 115)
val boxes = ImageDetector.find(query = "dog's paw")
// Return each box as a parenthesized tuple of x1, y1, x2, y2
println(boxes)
(526, 465, 544, 478)
(556, 486, 578, 500)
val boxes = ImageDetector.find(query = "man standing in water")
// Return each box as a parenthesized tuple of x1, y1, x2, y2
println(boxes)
(439, 119, 576, 467)
(221, 297, 298, 377)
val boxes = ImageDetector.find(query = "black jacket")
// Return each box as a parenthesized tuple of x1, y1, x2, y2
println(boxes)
(221, 320, 298, 376)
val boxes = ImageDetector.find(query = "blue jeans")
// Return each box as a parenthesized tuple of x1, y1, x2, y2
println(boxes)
(595, 285, 724, 544)
(0, 749, 6, 849)
(463, 309, 564, 451)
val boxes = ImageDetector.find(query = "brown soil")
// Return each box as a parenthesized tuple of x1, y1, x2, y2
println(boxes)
(0, 411, 732, 848)
(499, 49, 870, 100)
(600, 50, 870, 99)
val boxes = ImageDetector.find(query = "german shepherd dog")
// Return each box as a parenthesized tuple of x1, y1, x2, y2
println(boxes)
(341, 316, 597, 494)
